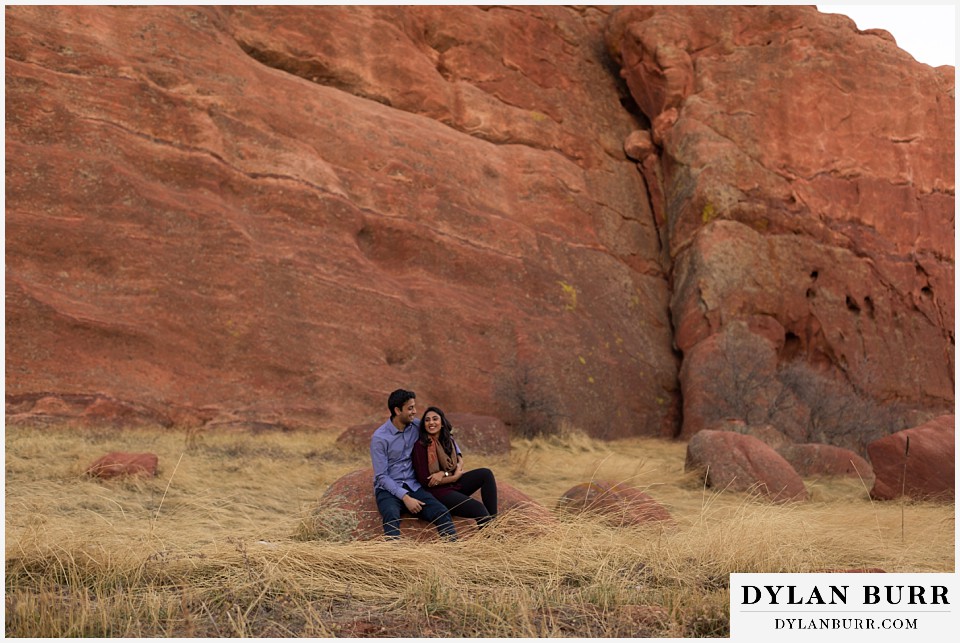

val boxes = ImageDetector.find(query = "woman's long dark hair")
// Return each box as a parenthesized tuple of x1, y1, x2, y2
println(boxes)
(418, 406, 455, 456)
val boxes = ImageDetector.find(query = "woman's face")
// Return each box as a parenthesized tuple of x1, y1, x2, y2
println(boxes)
(423, 411, 442, 436)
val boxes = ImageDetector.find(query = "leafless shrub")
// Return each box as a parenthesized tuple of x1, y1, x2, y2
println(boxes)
(695, 324, 796, 430)
(694, 324, 907, 453)
(776, 361, 908, 453)
(498, 363, 564, 439)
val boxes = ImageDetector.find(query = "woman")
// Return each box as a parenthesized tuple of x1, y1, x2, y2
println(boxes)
(411, 406, 498, 528)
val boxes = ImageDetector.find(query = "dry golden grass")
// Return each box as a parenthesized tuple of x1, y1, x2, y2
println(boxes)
(4, 424, 954, 637)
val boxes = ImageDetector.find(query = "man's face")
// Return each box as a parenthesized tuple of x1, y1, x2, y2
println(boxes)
(396, 398, 417, 425)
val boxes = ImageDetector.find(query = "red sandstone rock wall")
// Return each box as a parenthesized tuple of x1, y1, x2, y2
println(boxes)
(608, 6, 954, 430)
(5, 5, 676, 438)
(5, 6, 954, 440)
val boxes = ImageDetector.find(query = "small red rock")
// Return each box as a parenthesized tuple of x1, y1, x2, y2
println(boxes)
(86, 452, 159, 479)
(557, 480, 672, 526)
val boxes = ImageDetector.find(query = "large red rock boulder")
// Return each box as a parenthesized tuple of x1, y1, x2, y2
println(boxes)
(336, 413, 511, 456)
(867, 415, 954, 501)
(685, 430, 808, 502)
(301, 467, 555, 541)
(777, 443, 874, 480)
(607, 6, 954, 437)
(557, 480, 672, 527)
(86, 452, 159, 479)
(4, 5, 678, 440)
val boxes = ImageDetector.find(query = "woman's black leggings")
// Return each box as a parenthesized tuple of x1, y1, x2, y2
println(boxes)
(439, 467, 498, 527)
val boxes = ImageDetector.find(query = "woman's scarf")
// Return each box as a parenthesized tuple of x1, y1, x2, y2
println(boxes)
(426, 436, 458, 475)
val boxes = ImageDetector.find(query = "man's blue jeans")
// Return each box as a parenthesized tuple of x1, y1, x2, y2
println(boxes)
(374, 486, 457, 540)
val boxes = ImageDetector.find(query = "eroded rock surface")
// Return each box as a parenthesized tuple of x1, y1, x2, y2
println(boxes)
(5, 6, 953, 444)
(608, 5, 954, 434)
(5, 5, 676, 438)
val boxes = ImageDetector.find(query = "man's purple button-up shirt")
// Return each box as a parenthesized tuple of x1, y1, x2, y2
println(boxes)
(370, 417, 422, 499)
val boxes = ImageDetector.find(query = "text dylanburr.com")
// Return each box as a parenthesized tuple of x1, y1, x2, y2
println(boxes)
(730, 573, 957, 641)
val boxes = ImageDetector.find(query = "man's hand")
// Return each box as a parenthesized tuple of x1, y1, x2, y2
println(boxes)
(402, 494, 424, 514)
(428, 471, 446, 487)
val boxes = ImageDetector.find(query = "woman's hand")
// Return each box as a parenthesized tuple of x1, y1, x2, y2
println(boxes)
(428, 471, 446, 487)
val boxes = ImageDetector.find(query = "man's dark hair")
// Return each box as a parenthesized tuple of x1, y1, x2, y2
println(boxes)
(387, 389, 416, 418)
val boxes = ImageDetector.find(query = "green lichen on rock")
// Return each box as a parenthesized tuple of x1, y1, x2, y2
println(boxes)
(558, 281, 578, 311)
(701, 202, 716, 223)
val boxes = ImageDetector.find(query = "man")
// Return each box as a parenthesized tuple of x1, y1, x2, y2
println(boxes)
(370, 388, 457, 539)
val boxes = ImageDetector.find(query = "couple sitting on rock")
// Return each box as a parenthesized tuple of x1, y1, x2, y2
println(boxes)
(370, 388, 498, 539)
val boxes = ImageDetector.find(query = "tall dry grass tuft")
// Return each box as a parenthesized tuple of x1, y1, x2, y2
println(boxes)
(5, 424, 953, 637)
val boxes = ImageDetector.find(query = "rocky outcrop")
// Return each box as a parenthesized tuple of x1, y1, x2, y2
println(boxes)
(608, 6, 954, 437)
(684, 430, 808, 502)
(86, 452, 159, 479)
(868, 415, 954, 501)
(557, 480, 672, 526)
(5, 6, 953, 443)
(301, 467, 554, 541)
(4, 5, 677, 439)
(336, 413, 511, 455)
(7, 393, 175, 429)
